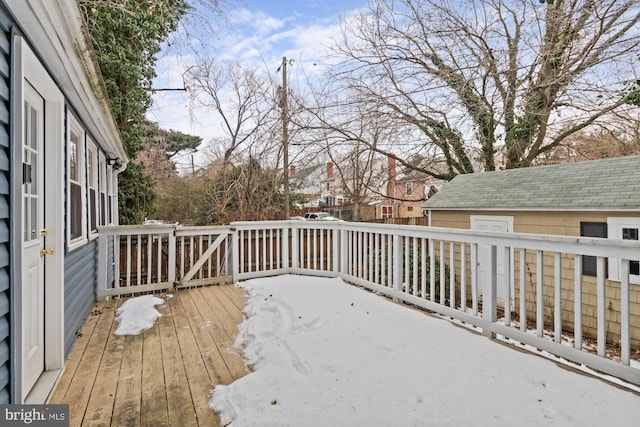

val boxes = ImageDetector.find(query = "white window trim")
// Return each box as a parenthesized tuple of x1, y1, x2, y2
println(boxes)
(607, 217, 640, 285)
(67, 113, 88, 250)
(87, 139, 99, 238)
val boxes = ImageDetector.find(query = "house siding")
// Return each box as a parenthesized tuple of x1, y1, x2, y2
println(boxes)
(0, 5, 10, 404)
(63, 240, 97, 355)
(430, 210, 640, 348)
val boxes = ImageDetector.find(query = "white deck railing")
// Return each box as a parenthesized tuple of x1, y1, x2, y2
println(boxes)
(97, 220, 640, 386)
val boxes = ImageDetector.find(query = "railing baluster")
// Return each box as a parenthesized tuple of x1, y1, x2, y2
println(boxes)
(413, 237, 419, 297)
(320, 228, 325, 271)
(573, 254, 582, 350)
(554, 252, 562, 343)
(471, 243, 477, 315)
(404, 236, 409, 293)
(136, 234, 141, 286)
(520, 249, 527, 333)
(421, 238, 427, 300)
(536, 250, 544, 338)
(430, 239, 436, 303)
(621, 259, 630, 366)
(126, 235, 131, 288)
(449, 243, 456, 308)
(460, 243, 466, 311)
(439, 241, 445, 304)
(503, 246, 511, 326)
(179, 236, 184, 279)
(157, 235, 163, 284)
(115, 235, 120, 288)
(597, 256, 606, 357)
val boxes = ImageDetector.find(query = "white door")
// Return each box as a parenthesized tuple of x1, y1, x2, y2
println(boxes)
(22, 81, 46, 394)
(471, 216, 513, 308)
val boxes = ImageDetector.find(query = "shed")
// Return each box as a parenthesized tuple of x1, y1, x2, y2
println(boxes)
(422, 155, 640, 348)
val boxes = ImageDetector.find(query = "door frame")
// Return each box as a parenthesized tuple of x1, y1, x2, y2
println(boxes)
(470, 215, 515, 309)
(12, 36, 65, 403)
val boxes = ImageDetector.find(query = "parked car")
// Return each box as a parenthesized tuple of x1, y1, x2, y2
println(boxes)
(304, 212, 339, 221)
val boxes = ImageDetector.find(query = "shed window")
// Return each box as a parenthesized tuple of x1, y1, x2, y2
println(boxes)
(607, 218, 640, 284)
(381, 206, 393, 219)
(580, 222, 606, 277)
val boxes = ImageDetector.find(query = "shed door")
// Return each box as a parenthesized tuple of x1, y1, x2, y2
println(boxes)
(471, 216, 514, 308)
(22, 81, 46, 395)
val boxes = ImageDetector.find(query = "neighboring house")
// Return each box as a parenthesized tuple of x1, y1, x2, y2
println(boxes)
(422, 155, 640, 347)
(378, 157, 443, 220)
(0, 0, 128, 403)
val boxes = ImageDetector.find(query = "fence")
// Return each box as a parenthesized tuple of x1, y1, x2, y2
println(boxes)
(97, 220, 640, 385)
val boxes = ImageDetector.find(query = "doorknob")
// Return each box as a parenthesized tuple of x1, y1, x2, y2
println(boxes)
(40, 248, 54, 257)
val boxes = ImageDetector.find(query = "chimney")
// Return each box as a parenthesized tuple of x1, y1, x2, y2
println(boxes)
(388, 156, 397, 182)
(289, 164, 296, 177)
(327, 161, 334, 180)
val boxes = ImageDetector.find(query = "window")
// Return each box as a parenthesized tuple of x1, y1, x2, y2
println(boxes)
(407, 206, 414, 212)
(580, 222, 607, 277)
(87, 140, 98, 235)
(107, 166, 115, 224)
(623, 228, 639, 276)
(67, 114, 86, 247)
(608, 217, 640, 284)
(99, 153, 107, 226)
(381, 206, 393, 219)
(406, 182, 413, 196)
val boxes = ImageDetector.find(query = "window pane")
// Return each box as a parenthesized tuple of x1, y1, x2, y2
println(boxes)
(622, 228, 638, 241)
(90, 189, 97, 231)
(623, 228, 639, 276)
(580, 222, 607, 277)
(70, 132, 78, 181)
(70, 183, 82, 239)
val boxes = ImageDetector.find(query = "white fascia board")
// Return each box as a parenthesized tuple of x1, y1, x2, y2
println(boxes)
(6, 0, 128, 164)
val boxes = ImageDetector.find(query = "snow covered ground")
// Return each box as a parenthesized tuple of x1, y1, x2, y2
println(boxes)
(210, 275, 640, 427)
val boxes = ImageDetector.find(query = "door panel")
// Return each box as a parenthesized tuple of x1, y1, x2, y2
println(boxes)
(471, 216, 513, 308)
(22, 81, 45, 395)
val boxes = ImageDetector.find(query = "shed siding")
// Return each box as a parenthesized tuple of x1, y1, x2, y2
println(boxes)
(430, 210, 640, 347)
(64, 240, 97, 355)
(0, 5, 10, 404)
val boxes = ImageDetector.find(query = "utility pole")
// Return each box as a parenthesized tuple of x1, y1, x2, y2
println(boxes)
(281, 56, 290, 219)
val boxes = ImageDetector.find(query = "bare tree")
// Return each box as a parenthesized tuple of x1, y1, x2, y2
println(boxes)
(184, 59, 279, 166)
(319, 0, 640, 178)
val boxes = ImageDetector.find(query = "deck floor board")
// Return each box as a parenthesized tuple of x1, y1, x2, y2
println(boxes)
(49, 285, 247, 427)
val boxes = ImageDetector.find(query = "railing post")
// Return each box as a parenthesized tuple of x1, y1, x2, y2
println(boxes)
(483, 245, 497, 339)
(96, 232, 108, 299)
(231, 227, 239, 282)
(168, 226, 176, 286)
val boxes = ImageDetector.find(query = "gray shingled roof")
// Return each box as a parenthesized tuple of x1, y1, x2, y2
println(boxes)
(422, 155, 640, 211)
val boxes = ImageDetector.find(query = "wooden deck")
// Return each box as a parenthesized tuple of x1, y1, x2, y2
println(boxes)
(49, 285, 248, 427)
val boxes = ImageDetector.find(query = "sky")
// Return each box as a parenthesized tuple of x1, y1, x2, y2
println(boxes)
(115, 275, 640, 426)
(148, 0, 369, 172)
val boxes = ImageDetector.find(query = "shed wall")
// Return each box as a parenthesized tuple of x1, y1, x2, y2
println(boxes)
(430, 210, 640, 348)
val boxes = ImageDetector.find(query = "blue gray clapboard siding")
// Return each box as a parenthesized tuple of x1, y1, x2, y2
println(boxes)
(423, 155, 640, 211)
(0, 3, 10, 404)
(64, 240, 97, 355)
